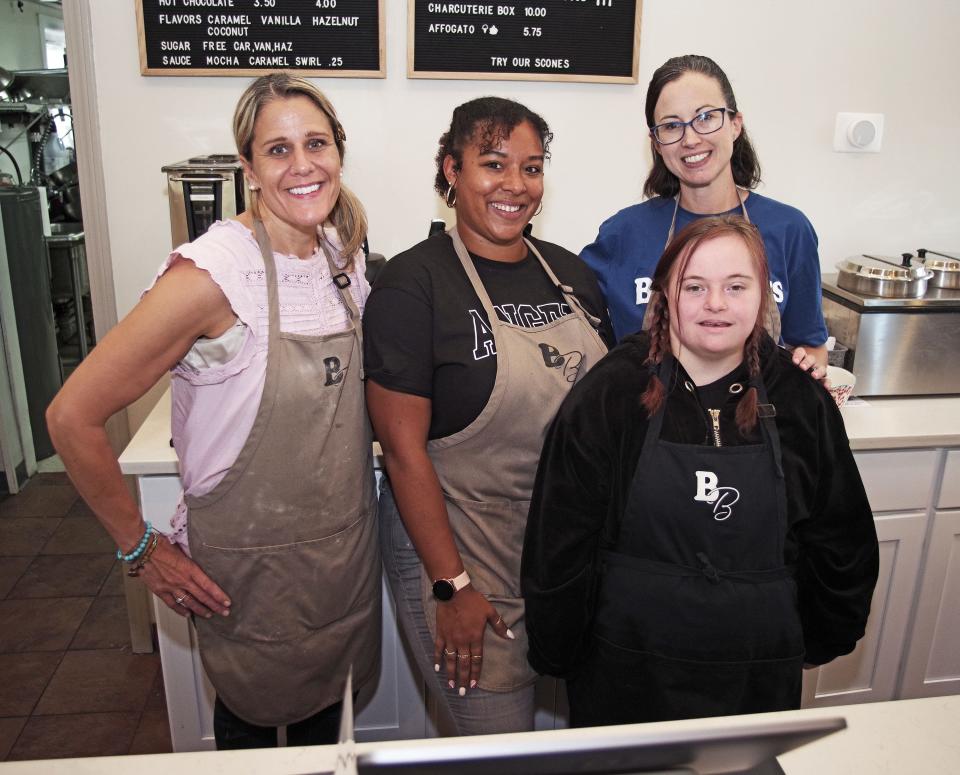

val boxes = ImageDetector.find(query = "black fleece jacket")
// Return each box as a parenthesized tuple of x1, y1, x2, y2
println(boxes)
(521, 332, 879, 677)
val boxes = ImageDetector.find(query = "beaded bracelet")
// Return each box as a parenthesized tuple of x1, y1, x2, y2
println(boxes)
(127, 531, 160, 578)
(117, 521, 153, 563)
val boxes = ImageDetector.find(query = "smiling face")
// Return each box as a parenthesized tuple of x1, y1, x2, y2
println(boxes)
(444, 120, 545, 262)
(241, 95, 341, 255)
(667, 233, 762, 377)
(652, 72, 743, 197)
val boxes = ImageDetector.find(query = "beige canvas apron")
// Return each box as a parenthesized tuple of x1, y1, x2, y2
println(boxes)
(643, 191, 782, 342)
(186, 220, 380, 727)
(420, 227, 608, 692)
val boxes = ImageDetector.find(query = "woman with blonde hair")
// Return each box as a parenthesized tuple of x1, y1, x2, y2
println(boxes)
(47, 73, 380, 748)
(523, 216, 878, 726)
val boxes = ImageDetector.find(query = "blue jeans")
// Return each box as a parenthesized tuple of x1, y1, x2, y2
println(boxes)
(378, 478, 536, 735)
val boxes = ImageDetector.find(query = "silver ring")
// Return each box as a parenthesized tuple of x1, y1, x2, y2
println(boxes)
(471, 655, 483, 660)
(457, 654, 470, 661)
(175, 594, 187, 605)
(443, 648, 455, 656)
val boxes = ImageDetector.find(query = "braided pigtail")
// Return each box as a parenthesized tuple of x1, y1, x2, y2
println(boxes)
(640, 291, 671, 417)
(735, 325, 764, 436)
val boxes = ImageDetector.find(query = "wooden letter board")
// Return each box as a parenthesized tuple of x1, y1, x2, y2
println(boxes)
(408, 0, 640, 83)
(136, 0, 385, 77)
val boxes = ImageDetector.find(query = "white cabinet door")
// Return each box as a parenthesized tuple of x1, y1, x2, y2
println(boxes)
(900, 509, 960, 698)
(801, 511, 925, 707)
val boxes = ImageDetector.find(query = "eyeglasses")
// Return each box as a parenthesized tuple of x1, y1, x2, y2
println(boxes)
(650, 108, 736, 145)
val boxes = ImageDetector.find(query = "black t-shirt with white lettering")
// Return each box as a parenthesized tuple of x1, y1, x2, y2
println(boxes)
(363, 232, 614, 439)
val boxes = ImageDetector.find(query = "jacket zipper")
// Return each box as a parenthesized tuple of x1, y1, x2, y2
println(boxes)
(708, 408, 722, 447)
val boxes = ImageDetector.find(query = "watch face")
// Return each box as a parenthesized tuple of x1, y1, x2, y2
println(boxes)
(432, 579, 455, 601)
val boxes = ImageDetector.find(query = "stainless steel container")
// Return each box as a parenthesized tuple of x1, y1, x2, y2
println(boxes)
(822, 276, 960, 397)
(161, 154, 246, 247)
(917, 249, 960, 290)
(836, 254, 933, 298)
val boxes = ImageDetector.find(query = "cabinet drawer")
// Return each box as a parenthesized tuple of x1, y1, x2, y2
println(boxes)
(938, 450, 960, 509)
(853, 450, 939, 512)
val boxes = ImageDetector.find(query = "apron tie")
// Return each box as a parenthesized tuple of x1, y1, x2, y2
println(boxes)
(696, 552, 722, 584)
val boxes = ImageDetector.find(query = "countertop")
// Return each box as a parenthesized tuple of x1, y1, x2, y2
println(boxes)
(118, 390, 960, 475)
(1, 695, 957, 774)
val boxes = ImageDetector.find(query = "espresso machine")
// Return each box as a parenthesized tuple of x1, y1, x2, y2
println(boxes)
(161, 154, 246, 246)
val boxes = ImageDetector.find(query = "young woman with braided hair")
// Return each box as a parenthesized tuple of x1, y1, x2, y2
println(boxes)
(521, 215, 879, 726)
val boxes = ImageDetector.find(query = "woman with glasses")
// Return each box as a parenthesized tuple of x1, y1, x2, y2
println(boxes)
(581, 55, 829, 373)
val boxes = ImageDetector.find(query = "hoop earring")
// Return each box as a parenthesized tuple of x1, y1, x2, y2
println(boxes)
(445, 184, 457, 208)
(533, 203, 543, 217)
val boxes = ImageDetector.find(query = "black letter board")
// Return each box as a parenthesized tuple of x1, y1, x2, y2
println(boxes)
(136, 0, 384, 77)
(408, 1, 640, 83)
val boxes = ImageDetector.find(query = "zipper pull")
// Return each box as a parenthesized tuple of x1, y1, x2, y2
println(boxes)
(708, 408, 722, 447)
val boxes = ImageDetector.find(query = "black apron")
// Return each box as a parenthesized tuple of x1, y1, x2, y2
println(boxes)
(568, 356, 804, 726)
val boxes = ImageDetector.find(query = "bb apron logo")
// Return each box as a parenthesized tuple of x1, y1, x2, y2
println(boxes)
(694, 470, 740, 521)
(323, 356, 345, 386)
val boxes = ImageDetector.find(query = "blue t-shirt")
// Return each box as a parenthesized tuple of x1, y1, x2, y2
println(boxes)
(580, 192, 829, 346)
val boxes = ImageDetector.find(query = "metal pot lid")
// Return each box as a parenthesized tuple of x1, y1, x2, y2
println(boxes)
(917, 249, 960, 271)
(836, 255, 933, 283)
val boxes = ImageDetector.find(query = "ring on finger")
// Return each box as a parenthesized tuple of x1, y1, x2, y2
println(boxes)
(443, 648, 455, 656)
(174, 593, 188, 605)
(457, 653, 470, 661)
(471, 655, 483, 660)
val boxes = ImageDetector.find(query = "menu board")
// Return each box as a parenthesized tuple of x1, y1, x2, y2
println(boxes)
(136, 0, 384, 77)
(408, 0, 640, 83)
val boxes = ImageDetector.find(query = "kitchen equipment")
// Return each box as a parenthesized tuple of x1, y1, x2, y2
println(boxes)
(821, 275, 960, 396)
(917, 249, 960, 290)
(836, 254, 933, 298)
(161, 154, 246, 246)
(826, 366, 856, 408)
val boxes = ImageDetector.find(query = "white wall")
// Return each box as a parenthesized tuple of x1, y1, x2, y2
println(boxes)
(0, 0, 55, 70)
(81, 0, 960, 322)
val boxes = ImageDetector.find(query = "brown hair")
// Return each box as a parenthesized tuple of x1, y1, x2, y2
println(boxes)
(643, 55, 761, 200)
(232, 73, 367, 263)
(640, 216, 770, 435)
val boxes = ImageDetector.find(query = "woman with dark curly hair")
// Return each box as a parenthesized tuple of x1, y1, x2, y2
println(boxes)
(523, 216, 878, 727)
(582, 55, 830, 375)
(363, 97, 613, 735)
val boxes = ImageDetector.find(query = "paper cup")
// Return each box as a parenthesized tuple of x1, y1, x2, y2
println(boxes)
(826, 366, 856, 408)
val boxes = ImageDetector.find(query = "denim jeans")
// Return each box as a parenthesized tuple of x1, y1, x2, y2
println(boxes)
(213, 695, 344, 749)
(379, 478, 536, 735)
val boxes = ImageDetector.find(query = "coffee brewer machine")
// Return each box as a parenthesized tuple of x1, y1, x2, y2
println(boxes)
(162, 154, 246, 246)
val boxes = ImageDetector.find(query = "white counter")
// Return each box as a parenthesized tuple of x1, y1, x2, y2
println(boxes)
(119, 391, 960, 475)
(1, 695, 958, 774)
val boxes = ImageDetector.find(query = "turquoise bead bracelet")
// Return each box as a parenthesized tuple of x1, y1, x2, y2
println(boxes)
(117, 521, 153, 563)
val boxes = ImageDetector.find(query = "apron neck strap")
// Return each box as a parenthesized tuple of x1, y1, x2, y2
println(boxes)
(666, 188, 751, 248)
(253, 219, 281, 338)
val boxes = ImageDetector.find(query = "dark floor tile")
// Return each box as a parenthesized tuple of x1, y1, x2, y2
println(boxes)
(0, 483, 77, 519)
(98, 560, 125, 597)
(41, 517, 115, 555)
(35, 649, 160, 715)
(0, 717, 27, 759)
(0, 653, 63, 716)
(70, 596, 131, 650)
(10, 554, 115, 599)
(8, 711, 138, 760)
(0, 557, 32, 599)
(144, 668, 167, 711)
(128, 709, 172, 755)
(0, 518, 62, 557)
(64, 497, 96, 519)
(32, 473, 71, 487)
(0, 597, 92, 652)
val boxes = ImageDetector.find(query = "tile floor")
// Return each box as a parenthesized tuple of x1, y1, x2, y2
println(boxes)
(0, 473, 172, 761)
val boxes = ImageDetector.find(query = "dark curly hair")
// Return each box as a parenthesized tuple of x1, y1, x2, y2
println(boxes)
(433, 97, 553, 198)
(643, 55, 762, 199)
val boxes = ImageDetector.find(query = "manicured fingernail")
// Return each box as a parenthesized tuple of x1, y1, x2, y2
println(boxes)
(434, 663, 440, 672)
(458, 687, 466, 697)
(506, 628, 516, 640)
(205, 613, 212, 619)
(223, 599, 231, 606)
(448, 680, 455, 689)
(470, 680, 477, 689)
(222, 610, 230, 617)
